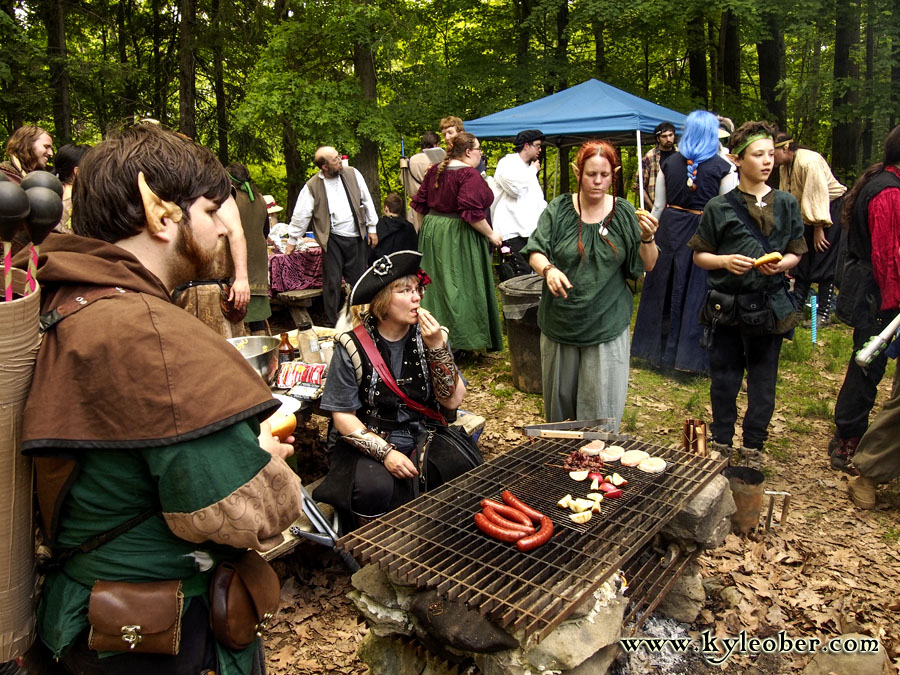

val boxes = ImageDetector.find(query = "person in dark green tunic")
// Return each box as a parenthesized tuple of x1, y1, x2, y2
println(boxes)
(689, 121, 806, 467)
(521, 140, 659, 427)
(18, 124, 303, 675)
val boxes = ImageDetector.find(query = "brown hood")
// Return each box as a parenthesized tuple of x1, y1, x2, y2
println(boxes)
(19, 232, 279, 452)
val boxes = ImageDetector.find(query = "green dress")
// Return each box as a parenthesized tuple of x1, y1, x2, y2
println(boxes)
(412, 163, 503, 351)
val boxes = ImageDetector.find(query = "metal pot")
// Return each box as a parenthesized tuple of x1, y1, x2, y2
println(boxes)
(227, 335, 280, 386)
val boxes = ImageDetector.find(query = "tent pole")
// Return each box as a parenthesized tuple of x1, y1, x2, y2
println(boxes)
(636, 130, 644, 211)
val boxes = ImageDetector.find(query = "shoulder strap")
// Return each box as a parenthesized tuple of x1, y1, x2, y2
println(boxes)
(42, 507, 157, 572)
(724, 190, 774, 254)
(352, 324, 446, 424)
(40, 286, 131, 333)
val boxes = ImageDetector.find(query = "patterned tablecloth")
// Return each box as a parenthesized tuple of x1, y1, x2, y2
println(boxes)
(269, 245, 324, 294)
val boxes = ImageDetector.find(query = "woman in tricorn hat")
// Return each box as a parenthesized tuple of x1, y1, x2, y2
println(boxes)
(312, 250, 471, 529)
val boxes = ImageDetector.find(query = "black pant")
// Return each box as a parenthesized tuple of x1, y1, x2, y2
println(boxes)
(708, 325, 784, 449)
(323, 233, 368, 326)
(834, 320, 890, 440)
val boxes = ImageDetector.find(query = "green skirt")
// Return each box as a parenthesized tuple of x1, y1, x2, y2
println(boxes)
(244, 295, 272, 323)
(419, 214, 502, 352)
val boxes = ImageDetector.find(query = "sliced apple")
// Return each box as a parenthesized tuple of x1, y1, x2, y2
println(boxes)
(570, 498, 595, 513)
(610, 473, 628, 487)
(568, 470, 589, 481)
(557, 494, 574, 509)
(569, 511, 592, 524)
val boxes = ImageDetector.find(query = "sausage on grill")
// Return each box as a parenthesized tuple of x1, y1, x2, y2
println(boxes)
(515, 516, 554, 552)
(474, 512, 527, 543)
(480, 499, 535, 527)
(482, 506, 536, 535)
(500, 490, 544, 524)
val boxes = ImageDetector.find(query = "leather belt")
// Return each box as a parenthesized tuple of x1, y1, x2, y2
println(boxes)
(667, 204, 703, 215)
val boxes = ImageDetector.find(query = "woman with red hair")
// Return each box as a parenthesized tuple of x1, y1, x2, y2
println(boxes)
(522, 140, 659, 426)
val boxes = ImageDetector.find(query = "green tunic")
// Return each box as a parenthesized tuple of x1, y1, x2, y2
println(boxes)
(521, 195, 645, 346)
(38, 420, 270, 674)
(689, 188, 806, 327)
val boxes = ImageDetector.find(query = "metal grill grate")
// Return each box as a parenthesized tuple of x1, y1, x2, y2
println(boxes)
(338, 432, 726, 643)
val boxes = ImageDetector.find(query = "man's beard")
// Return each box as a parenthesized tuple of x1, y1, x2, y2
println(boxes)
(167, 221, 219, 287)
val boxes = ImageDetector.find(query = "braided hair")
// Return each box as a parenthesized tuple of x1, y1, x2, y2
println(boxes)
(574, 140, 619, 261)
(434, 132, 478, 189)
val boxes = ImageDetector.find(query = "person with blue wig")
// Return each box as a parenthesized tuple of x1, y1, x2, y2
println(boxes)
(632, 110, 737, 374)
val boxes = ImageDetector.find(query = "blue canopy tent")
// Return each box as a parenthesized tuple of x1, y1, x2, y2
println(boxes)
(464, 78, 687, 147)
(464, 79, 688, 206)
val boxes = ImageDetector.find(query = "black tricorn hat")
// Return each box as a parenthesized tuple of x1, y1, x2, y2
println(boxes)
(350, 250, 424, 306)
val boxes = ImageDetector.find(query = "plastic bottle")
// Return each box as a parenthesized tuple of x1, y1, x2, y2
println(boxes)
(296, 320, 321, 363)
(278, 332, 295, 365)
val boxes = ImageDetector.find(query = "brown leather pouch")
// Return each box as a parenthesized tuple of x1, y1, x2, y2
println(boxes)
(209, 551, 280, 650)
(87, 579, 183, 654)
(220, 284, 248, 323)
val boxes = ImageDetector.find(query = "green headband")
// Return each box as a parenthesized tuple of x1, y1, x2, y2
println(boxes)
(731, 133, 773, 156)
(227, 173, 255, 202)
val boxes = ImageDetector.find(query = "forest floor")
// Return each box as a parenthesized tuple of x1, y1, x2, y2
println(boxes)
(261, 300, 900, 674)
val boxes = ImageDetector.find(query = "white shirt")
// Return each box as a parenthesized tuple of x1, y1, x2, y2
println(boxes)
(286, 167, 377, 245)
(491, 152, 547, 241)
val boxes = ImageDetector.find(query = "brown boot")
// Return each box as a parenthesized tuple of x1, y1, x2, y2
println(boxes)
(848, 476, 877, 510)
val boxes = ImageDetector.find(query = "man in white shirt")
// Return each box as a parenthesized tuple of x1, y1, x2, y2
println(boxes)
(286, 146, 378, 325)
(492, 129, 547, 256)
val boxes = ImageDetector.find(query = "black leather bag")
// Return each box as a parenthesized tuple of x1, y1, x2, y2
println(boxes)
(736, 292, 775, 336)
(418, 425, 484, 491)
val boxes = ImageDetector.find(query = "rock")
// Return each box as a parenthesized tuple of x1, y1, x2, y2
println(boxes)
(357, 632, 427, 675)
(357, 631, 461, 675)
(522, 578, 628, 671)
(347, 590, 412, 637)
(473, 650, 530, 675)
(657, 563, 705, 624)
(408, 590, 518, 653)
(662, 475, 736, 549)
(803, 633, 887, 675)
(719, 586, 742, 608)
(351, 564, 397, 608)
(567, 642, 619, 675)
(702, 574, 726, 596)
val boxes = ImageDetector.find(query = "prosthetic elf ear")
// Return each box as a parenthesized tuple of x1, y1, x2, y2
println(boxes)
(138, 171, 183, 235)
(571, 162, 580, 179)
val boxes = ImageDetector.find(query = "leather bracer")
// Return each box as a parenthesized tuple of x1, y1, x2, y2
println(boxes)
(425, 345, 458, 400)
(341, 428, 395, 463)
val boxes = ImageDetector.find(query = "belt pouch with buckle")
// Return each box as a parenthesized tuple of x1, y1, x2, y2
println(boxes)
(737, 291, 775, 336)
(700, 289, 737, 349)
(87, 579, 184, 655)
(209, 550, 280, 650)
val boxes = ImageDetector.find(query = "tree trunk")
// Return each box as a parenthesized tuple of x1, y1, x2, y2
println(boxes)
(832, 0, 861, 179)
(43, 0, 72, 144)
(721, 10, 740, 97)
(151, 0, 164, 122)
(282, 120, 302, 213)
(592, 19, 606, 79)
(178, 0, 196, 139)
(353, 42, 381, 211)
(513, 0, 532, 102)
(211, 0, 228, 164)
(117, 0, 136, 122)
(757, 13, 786, 128)
(861, 0, 875, 165)
(687, 12, 708, 106)
(709, 20, 719, 108)
(553, 0, 568, 92)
